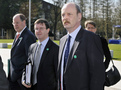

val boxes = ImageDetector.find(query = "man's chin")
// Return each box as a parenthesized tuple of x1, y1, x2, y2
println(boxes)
(64, 26, 70, 29)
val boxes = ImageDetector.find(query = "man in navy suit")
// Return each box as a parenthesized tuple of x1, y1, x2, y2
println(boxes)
(23, 18, 59, 90)
(8, 13, 36, 90)
(57, 2, 105, 90)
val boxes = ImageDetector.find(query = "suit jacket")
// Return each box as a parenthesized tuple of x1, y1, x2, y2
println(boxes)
(0, 56, 9, 90)
(28, 38, 59, 90)
(9, 27, 36, 82)
(58, 27, 105, 90)
(100, 37, 112, 70)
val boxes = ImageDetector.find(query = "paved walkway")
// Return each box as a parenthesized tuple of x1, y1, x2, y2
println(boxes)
(0, 48, 121, 90)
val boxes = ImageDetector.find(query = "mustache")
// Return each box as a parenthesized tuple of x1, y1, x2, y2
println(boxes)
(63, 20, 70, 24)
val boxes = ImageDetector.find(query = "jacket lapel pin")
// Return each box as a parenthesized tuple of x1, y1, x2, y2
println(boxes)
(74, 55, 77, 59)
(17, 37, 23, 46)
(46, 48, 49, 51)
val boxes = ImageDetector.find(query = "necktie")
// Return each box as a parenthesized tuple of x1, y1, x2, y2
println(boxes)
(16, 34, 20, 41)
(32, 43, 41, 85)
(64, 35, 71, 69)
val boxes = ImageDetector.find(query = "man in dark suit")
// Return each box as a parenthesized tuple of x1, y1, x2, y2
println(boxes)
(8, 13, 36, 90)
(0, 56, 9, 90)
(57, 2, 105, 90)
(22, 18, 59, 90)
(84, 20, 112, 70)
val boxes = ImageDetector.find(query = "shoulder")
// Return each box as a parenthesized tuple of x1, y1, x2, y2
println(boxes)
(60, 34, 67, 45)
(28, 42, 37, 53)
(98, 36, 108, 44)
(82, 28, 100, 40)
(48, 39, 59, 49)
(22, 28, 36, 42)
(23, 27, 36, 38)
(60, 34, 67, 41)
(30, 42, 37, 49)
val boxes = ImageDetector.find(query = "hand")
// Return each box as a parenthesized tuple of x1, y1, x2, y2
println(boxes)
(22, 81, 31, 88)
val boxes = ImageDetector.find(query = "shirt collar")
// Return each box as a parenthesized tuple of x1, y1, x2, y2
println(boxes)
(38, 37, 49, 47)
(68, 25, 81, 40)
(16, 26, 26, 35)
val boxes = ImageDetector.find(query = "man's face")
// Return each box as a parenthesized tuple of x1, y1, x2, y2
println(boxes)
(12, 15, 25, 32)
(86, 24, 97, 33)
(61, 3, 81, 33)
(34, 23, 49, 42)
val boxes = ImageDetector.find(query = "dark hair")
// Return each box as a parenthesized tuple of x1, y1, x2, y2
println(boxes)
(19, 14, 26, 21)
(34, 18, 50, 29)
(14, 13, 27, 21)
(85, 20, 96, 28)
(75, 4, 81, 14)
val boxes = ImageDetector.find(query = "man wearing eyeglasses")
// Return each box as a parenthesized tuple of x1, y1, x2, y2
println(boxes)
(85, 20, 112, 70)
(22, 18, 59, 90)
(8, 13, 36, 90)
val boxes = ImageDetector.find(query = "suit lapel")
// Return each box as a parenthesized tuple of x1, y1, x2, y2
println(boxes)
(38, 39, 52, 69)
(12, 35, 17, 48)
(11, 36, 21, 55)
(58, 36, 67, 79)
(58, 36, 67, 68)
(65, 28, 84, 72)
(12, 27, 27, 49)
(12, 35, 20, 49)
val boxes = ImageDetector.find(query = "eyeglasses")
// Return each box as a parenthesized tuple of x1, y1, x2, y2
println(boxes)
(35, 27, 46, 31)
(12, 22, 19, 25)
(86, 27, 95, 29)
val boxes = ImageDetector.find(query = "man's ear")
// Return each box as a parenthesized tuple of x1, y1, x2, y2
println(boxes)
(78, 13, 82, 21)
(47, 28, 50, 33)
(94, 28, 97, 33)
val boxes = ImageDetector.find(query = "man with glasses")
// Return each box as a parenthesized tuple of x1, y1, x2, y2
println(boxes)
(8, 13, 36, 90)
(85, 20, 112, 70)
(23, 18, 59, 90)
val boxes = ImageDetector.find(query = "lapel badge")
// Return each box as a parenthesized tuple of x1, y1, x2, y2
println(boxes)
(46, 48, 49, 51)
(74, 55, 77, 59)
(17, 37, 23, 46)
(19, 37, 23, 40)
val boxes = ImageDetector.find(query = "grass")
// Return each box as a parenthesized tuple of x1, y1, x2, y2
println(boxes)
(53, 40, 59, 45)
(108, 44, 121, 61)
(0, 39, 13, 43)
(0, 39, 121, 61)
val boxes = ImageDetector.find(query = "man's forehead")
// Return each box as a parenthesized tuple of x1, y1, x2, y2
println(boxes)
(36, 23, 45, 26)
(62, 3, 75, 9)
(61, 4, 76, 13)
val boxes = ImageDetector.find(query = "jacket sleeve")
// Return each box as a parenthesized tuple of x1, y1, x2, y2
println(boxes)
(87, 34, 105, 90)
(100, 37, 112, 69)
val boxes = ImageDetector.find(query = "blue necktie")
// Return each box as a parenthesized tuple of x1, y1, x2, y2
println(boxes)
(64, 35, 71, 69)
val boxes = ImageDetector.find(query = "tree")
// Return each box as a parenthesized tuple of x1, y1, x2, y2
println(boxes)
(49, 0, 62, 40)
(78, 0, 113, 39)
(19, 0, 42, 32)
(46, 0, 69, 40)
